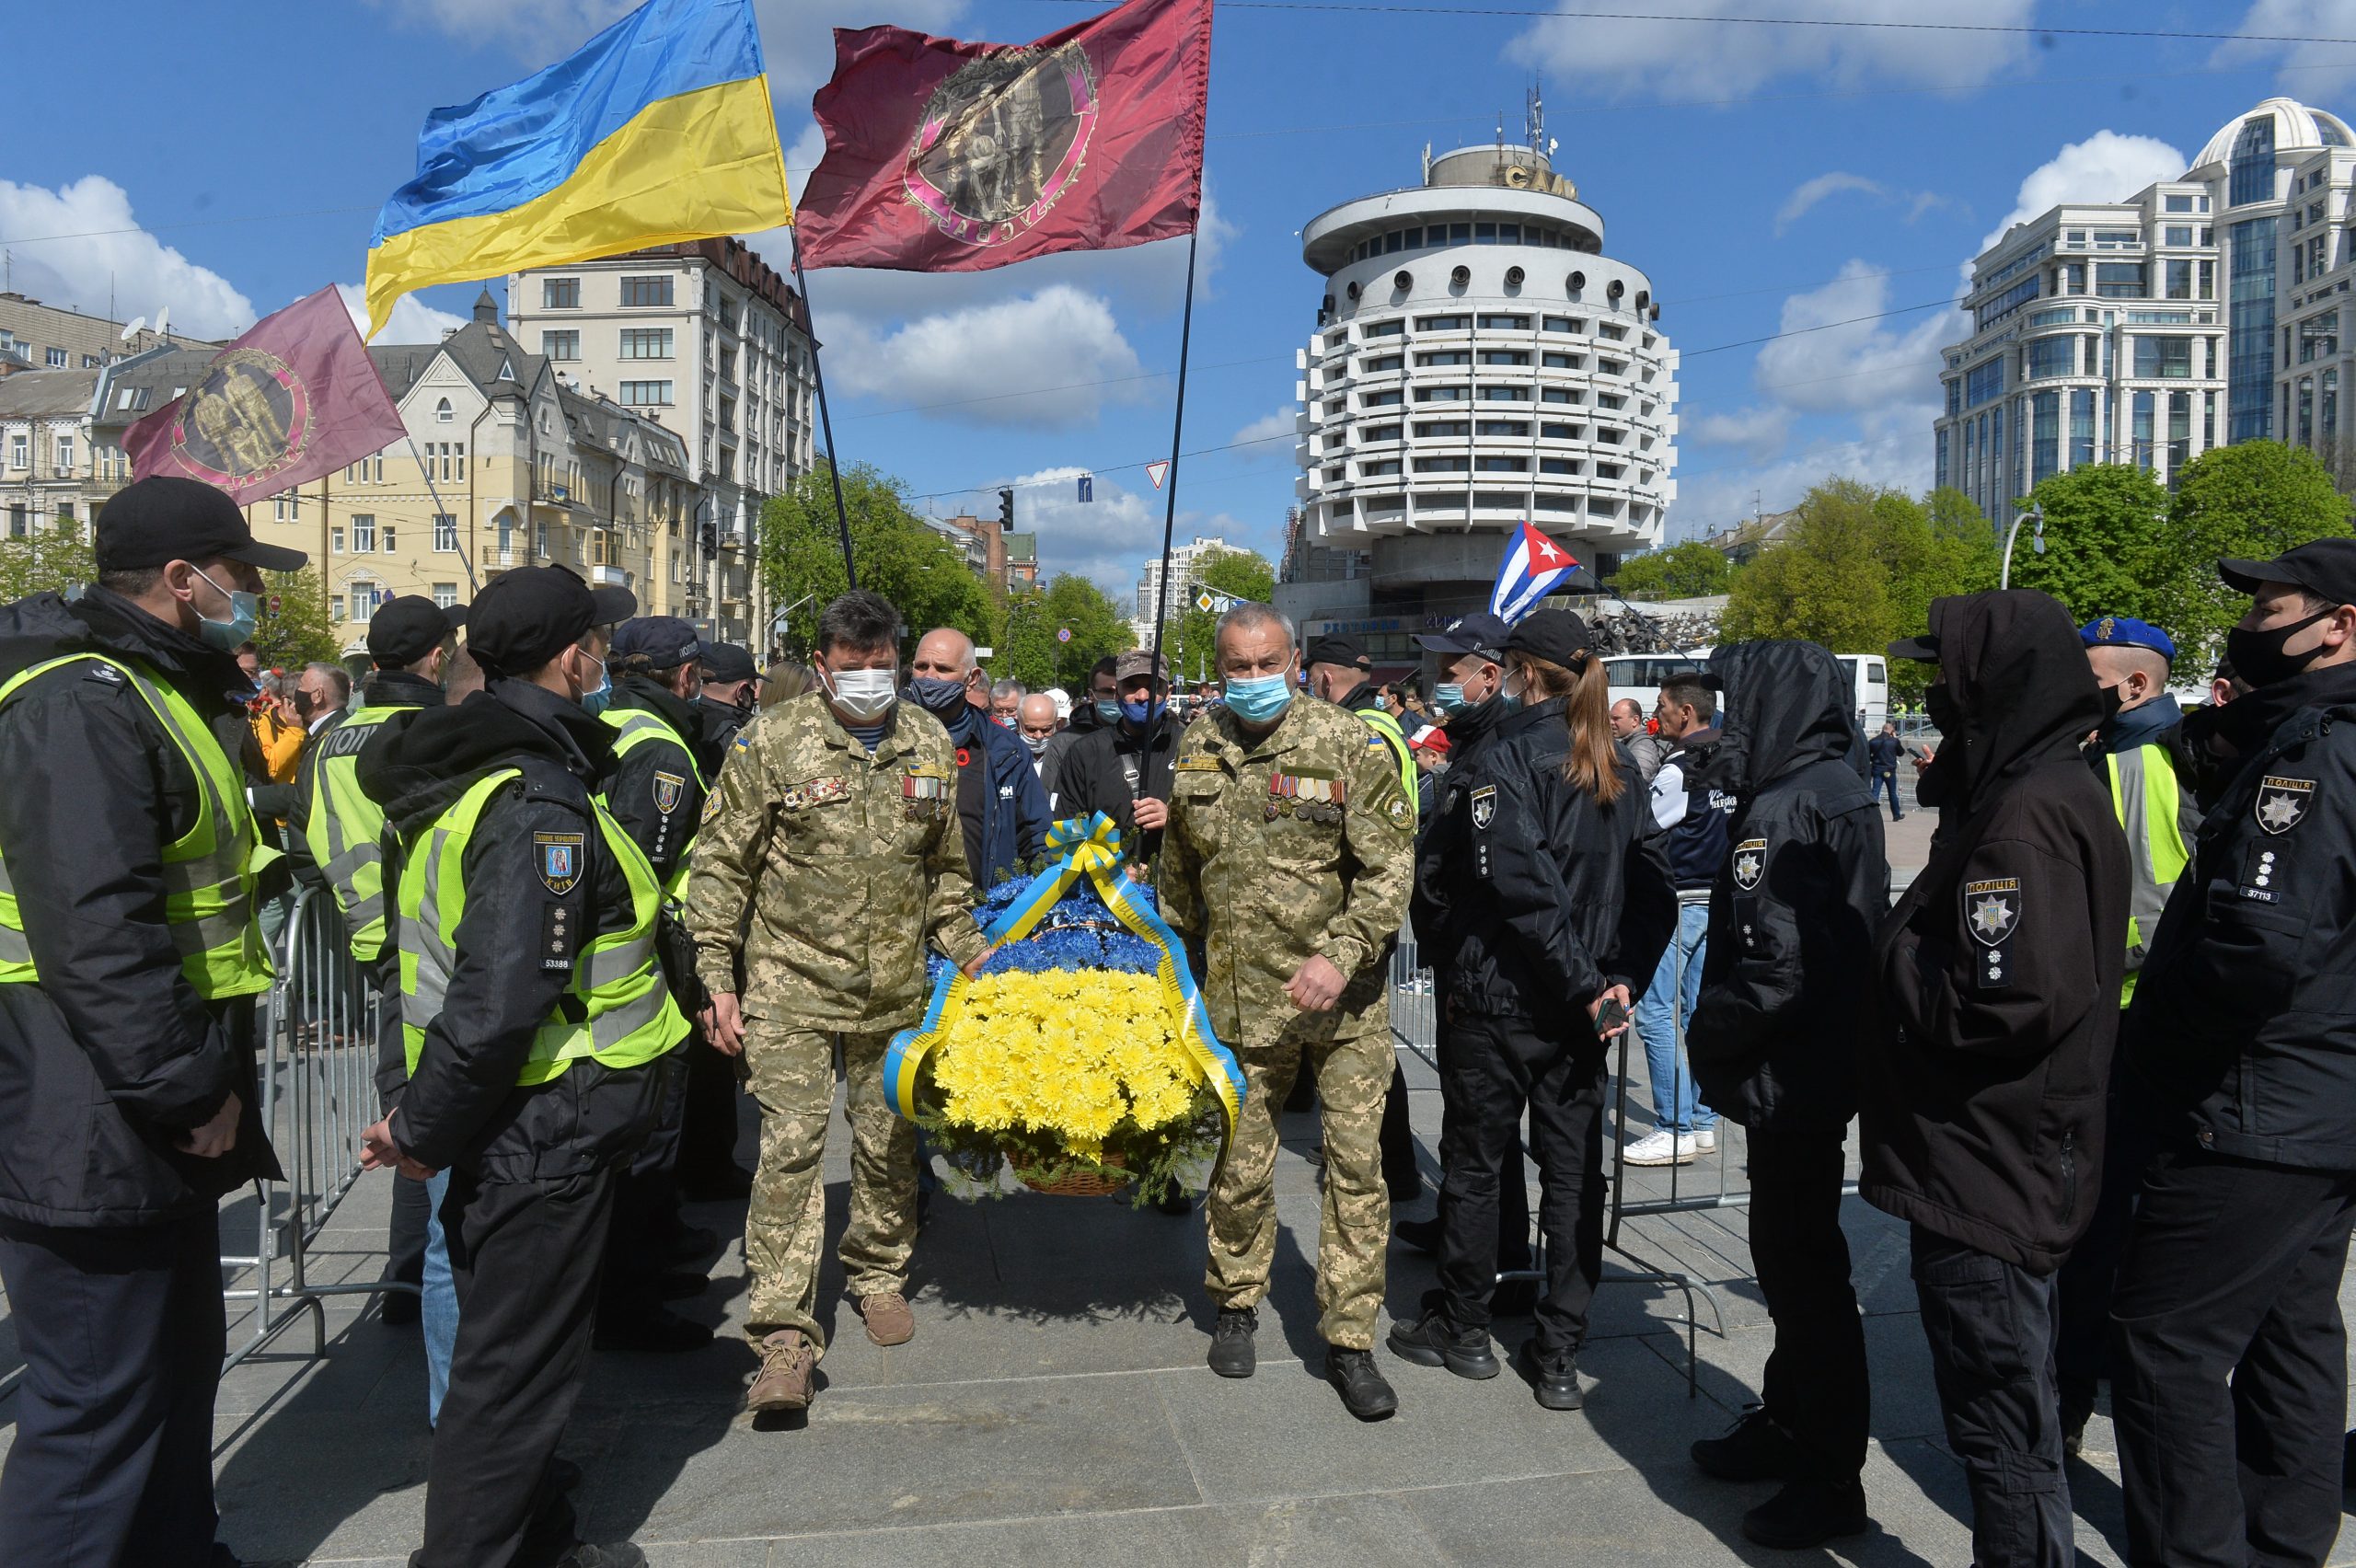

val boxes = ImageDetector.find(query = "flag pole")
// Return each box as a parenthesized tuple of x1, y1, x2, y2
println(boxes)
(787, 247, 859, 591)
(1144, 225, 1202, 679)
(405, 437, 481, 594)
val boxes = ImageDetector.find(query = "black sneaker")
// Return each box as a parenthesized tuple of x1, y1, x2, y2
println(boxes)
(2061, 1387, 2094, 1458)
(1325, 1348, 1399, 1421)
(1740, 1479, 1868, 1550)
(552, 1544, 649, 1568)
(1532, 1354, 1583, 1411)
(1393, 1216, 1441, 1254)
(1388, 1309, 1501, 1380)
(1692, 1407, 1801, 1482)
(1207, 1307, 1258, 1378)
(594, 1307, 713, 1355)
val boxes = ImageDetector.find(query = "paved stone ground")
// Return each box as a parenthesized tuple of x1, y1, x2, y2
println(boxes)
(3, 779, 2350, 1566)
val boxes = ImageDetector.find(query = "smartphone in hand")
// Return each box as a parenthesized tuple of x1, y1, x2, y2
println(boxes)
(1592, 997, 1630, 1038)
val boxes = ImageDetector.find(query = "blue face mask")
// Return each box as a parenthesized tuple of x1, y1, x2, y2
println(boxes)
(1094, 698, 1120, 725)
(1224, 671, 1296, 725)
(1120, 696, 1164, 726)
(1432, 682, 1471, 719)
(908, 675, 969, 718)
(191, 566, 260, 653)
(578, 651, 611, 716)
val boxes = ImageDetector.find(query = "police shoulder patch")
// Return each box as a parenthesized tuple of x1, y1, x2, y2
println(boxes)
(534, 830, 586, 896)
(539, 902, 577, 972)
(2255, 775, 2314, 835)
(653, 770, 686, 815)
(1732, 837, 1767, 891)
(1470, 784, 1497, 829)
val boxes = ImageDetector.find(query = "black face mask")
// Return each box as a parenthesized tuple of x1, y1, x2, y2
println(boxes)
(2224, 606, 2334, 690)
(1923, 683, 1964, 736)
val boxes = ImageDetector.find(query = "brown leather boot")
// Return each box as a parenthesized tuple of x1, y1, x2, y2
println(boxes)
(746, 1329, 815, 1412)
(858, 1290, 915, 1346)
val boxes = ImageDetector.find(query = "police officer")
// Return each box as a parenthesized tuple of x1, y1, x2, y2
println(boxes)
(294, 593, 466, 1325)
(1685, 641, 1887, 1549)
(2053, 613, 2200, 1451)
(687, 590, 989, 1414)
(1388, 610, 1673, 1412)
(2112, 541, 2356, 1568)
(357, 567, 684, 1568)
(694, 640, 764, 767)
(1160, 602, 1415, 1419)
(0, 476, 292, 1568)
(594, 617, 714, 1352)
(1868, 590, 2128, 1568)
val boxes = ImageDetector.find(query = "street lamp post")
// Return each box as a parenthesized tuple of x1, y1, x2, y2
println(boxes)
(2000, 505, 2046, 590)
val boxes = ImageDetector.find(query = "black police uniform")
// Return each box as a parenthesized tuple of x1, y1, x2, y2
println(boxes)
(2114, 639, 2356, 1568)
(1866, 592, 2128, 1568)
(1685, 642, 1888, 1544)
(1403, 676, 1674, 1386)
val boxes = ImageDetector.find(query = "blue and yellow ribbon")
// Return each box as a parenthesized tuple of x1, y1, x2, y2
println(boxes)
(884, 813, 1246, 1136)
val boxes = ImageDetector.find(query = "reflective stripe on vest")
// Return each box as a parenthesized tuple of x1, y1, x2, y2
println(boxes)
(598, 707, 705, 899)
(398, 768, 687, 1083)
(2107, 742, 2194, 1004)
(1356, 704, 1420, 813)
(0, 653, 272, 997)
(298, 704, 406, 962)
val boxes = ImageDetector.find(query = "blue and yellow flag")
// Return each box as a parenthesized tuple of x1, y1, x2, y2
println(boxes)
(364, 0, 792, 339)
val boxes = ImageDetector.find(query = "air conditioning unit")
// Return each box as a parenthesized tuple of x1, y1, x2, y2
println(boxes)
(1505, 266, 1525, 289)
(1569, 271, 1587, 294)
(1451, 265, 1471, 286)
(1393, 270, 1413, 291)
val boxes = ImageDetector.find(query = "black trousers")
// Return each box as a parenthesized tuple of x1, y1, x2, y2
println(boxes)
(2110, 1149, 2355, 1568)
(417, 1167, 616, 1568)
(1436, 1010, 1605, 1365)
(0, 1210, 228, 1568)
(1911, 1225, 2073, 1568)
(387, 1171, 431, 1287)
(674, 1032, 747, 1190)
(1379, 1058, 1422, 1196)
(600, 1049, 686, 1315)
(2053, 1039, 2161, 1413)
(1749, 1124, 1868, 1485)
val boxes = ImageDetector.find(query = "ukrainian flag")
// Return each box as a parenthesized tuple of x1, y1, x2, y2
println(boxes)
(364, 0, 791, 339)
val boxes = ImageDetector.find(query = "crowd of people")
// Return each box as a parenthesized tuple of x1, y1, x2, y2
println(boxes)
(0, 472, 2348, 1568)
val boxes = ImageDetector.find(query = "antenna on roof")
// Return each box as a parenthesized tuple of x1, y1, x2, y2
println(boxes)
(1527, 79, 1545, 156)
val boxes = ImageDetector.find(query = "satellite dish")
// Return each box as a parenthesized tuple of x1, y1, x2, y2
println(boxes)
(154, 307, 170, 340)
(120, 316, 146, 342)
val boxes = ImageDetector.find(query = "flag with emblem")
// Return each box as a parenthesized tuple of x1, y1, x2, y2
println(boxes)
(1488, 520, 1582, 624)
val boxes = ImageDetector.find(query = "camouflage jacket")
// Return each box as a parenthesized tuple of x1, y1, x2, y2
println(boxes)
(686, 692, 987, 1031)
(1161, 697, 1416, 1047)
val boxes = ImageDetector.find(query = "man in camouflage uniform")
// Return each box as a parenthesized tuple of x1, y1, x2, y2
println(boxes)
(686, 590, 989, 1413)
(1161, 602, 1417, 1420)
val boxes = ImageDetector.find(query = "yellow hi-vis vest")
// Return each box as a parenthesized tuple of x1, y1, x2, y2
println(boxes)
(1355, 702, 1420, 813)
(398, 767, 687, 1081)
(597, 706, 706, 899)
(0, 653, 272, 997)
(2106, 742, 2196, 1006)
(297, 703, 409, 963)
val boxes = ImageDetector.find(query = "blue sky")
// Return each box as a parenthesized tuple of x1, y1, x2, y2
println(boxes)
(6, 0, 2353, 601)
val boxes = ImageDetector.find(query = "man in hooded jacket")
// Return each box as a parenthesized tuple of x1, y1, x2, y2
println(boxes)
(1684, 640, 1888, 1550)
(1868, 589, 2129, 1568)
(2109, 540, 2356, 1568)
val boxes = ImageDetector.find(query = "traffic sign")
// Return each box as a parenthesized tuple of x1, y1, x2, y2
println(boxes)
(1146, 460, 1170, 490)
(1056, 627, 1072, 643)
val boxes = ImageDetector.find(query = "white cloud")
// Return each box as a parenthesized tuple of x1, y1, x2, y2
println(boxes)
(0, 176, 255, 340)
(1978, 130, 2188, 254)
(2213, 1, 2356, 100)
(1685, 405, 1797, 460)
(1002, 466, 1161, 598)
(1775, 173, 1886, 235)
(1227, 406, 1299, 462)
(1510, 0, 2039, 101)
(333, 283, 469, 346)
(821, 284, 1147, 427)
(1752, 260, 1962, 429)
(1673, 427, 1929, 540)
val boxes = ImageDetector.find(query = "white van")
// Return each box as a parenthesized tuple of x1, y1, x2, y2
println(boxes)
(1602, 650, 1888, 733)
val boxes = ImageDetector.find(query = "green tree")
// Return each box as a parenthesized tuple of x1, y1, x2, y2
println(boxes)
(252, 569, 342, 669)
(0, 525, 95, 605)
(1876, 487, 2000, 698)
(1161, 548, 1275, 688)
(2006, 464, 2172, 624)
(758, 462, 997, 656)
(2156, 440, 2353, 663)
(1719, 478, 1898, 651)
(1611, 539, 1732, 599)
(997, 572, 1129, 692)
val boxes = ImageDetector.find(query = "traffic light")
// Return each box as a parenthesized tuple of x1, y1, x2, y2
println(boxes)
(699, 523, 719, 561)
(998, 488, 1014, 529)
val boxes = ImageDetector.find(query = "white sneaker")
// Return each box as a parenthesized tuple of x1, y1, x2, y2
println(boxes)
(1694, 1129, 1717, 1153)
(1623, 1130, 1699, 1166)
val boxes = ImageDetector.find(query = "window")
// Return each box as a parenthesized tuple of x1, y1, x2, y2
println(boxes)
(433, 582, 458, 609)
(2166, 259, 2195, 299)
(541, 329, 580, 361)
(1477, 385, 1530, 401)
(1414, 456, 1470, 473)
(1359, 459, 1401, 477)
(1478, 350, 1529, 365)
(348, 581, 381, 623)
(1414, 386, 1467, 402)
(1363, 320, 1404, 338)
(2165, 194, 2196, 213)
(331, 525, 345, 553)
(1599, 323, 1628, 340)
(6, 505, 22, 537)
(1964, 358, 2005, 409)
(1541, 387, 1577, 405)
(381, 525, 397, 554)
(1362, 389, 1403, 408)
(620, 275, 674, 308)
(2096, 262, 2147, 298)
(273, 495, 295, 524)
(43, 348, 65, 368)
(542, 278, 581, 309)
(1414, 421, 1468, 438)
(1415, 315, 1468, 331)
(1542, 352, 1578, 369)
(2027, 337, 2074, 379)
(6, 437, 22, 470)
(2165, 225, 2195, 248)
(1363, 423, 1403, 442)
(114, 386, 150, 413)
(1474, 456, 1527, 472)
(619, 328, 674, 360)
(1476, 314, 1529, 330)
(2032, 390, 2060, 486)
(1540, 458, 1579, 475)
(2231, 116, 2277, 207)
(351, 514, 375, 553)
(2301, 310, 2339, 363)
(1541, 421, 1577, 439)
(52, 437, 73, 475)
(619, 380, 674, 407)
(433, 513, 458, 552)
(2071, 387, 2096, 468)
(1416, 351, 1472, 366)
(1362, 354, 1403, 373)
(1542, 316, 1583, 333)
(1475, 420, 1529, 437)
(435, 398, 453, 423)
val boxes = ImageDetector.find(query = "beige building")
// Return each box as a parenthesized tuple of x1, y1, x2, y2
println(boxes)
(0, 370, 131, 539)
(506, 239, 816, 647)
(0, 291, 208, 375)
(88, 294, 701, 654)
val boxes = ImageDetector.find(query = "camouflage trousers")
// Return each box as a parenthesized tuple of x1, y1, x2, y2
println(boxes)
(741, 1027, 914, 1358)
(1205, 1020, 1394, 1349)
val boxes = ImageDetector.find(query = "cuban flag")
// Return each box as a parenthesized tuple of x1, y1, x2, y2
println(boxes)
(1489, 521, 1582, 623)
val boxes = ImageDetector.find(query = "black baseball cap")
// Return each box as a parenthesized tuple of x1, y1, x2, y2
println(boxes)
(699, 641, 761, 684)
(1304, 632, 1372, 670)
(465, 567, 634, 677)
(610, 616, 702, 671)
(2219, 537, 2356, 605)
(1503, 608, 1592, 666)
(96, 475, 308, 573)
(1887, 631, 1940, 662)
(366, 595, 467, 667)
(1415, 611, 1511, 662)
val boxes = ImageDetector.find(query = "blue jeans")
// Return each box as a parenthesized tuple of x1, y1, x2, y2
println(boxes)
(1869, 768, 1904, 819)
(422, 1168, 457, 1426)
(1632, 901, 1714, 1135)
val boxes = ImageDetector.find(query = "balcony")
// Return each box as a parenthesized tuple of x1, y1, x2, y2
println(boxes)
(591, 564, 630, 588)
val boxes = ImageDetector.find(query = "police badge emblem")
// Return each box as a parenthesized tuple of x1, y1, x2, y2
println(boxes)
(1471, 785, 1497, 829)
(653, 770, 686, 814)
(2255, 775, 2314, 835)
(1732, 837, 1766, 891)
(1964, 875, 2021, 989)
(534, 831, 585, 896)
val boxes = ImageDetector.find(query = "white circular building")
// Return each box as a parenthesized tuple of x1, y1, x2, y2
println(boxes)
(1284, 136, 1678, 651)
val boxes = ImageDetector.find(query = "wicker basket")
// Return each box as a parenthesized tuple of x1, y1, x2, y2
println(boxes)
(1009, 1148, 1134, 1197)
